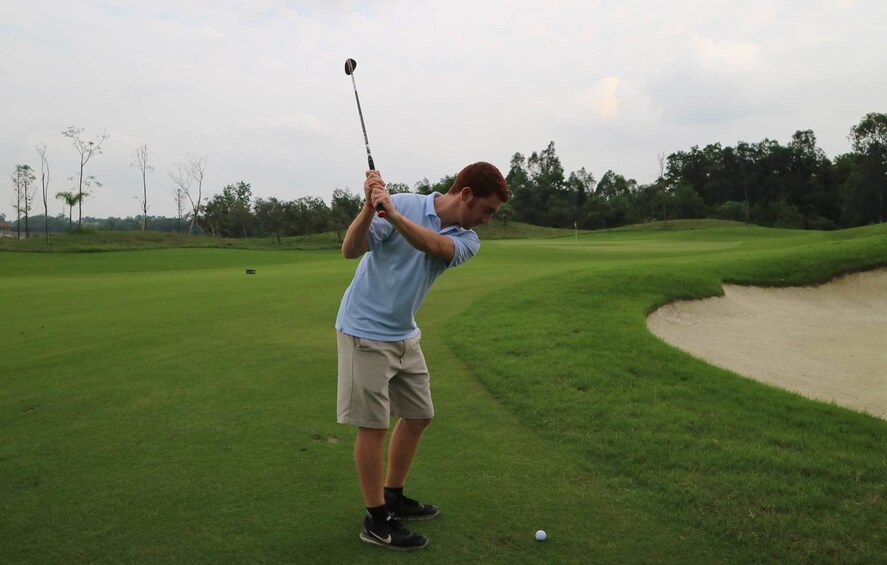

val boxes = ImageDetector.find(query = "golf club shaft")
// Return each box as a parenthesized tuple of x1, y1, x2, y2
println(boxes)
(349, 74, 386, 217)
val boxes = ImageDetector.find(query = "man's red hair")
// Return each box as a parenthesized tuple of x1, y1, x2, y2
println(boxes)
(449, 162, 509, 202)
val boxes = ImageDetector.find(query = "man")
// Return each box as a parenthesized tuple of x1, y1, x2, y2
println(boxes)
(336, 162, 508, 550)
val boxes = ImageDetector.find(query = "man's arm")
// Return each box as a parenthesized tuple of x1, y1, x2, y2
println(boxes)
(342, 170, 385, 259)
(370, 184, 455, 263)
(384, 209, 455, 263)
(341, 205, 375, 259)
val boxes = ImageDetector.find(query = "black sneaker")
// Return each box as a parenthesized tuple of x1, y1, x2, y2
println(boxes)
(385, 490, 440, 520)
(359, 515, 429, 551)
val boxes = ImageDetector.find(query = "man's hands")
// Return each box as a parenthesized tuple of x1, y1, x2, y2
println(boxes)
(365, 170, 393, 217)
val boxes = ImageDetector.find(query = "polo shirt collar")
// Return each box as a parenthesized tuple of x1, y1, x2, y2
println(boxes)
(424, 192, 441, 218)
(426, 192, 463, 233)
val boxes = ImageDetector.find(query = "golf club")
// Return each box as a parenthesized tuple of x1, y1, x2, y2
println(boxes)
(344, 58, 386, 218)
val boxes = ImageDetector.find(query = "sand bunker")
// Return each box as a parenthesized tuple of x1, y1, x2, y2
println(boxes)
(647, 269, 887, 419)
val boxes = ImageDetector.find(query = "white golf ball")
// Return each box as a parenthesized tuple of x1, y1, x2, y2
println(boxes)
(535, 529, 547, 541)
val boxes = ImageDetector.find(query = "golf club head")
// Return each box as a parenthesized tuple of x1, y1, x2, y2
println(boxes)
(344, 58, 357, 75)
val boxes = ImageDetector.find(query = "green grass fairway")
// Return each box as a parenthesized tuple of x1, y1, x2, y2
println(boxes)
(2, 222, 885, 563)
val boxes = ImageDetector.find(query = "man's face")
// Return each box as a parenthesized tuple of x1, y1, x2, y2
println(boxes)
(463, 192, 504, 229)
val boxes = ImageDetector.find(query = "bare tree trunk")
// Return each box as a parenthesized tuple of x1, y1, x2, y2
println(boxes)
(188, 155, 207, 235)
(38, 144, 50, 243)
(77, 160, 84, 229)
(143, 166, 148, 230)
(132, 143, 152, 230)
(174, 187, 185, 233)
(24, 195, 30, 238)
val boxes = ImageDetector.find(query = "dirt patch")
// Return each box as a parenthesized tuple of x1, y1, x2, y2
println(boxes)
(647, 269, 887, 419)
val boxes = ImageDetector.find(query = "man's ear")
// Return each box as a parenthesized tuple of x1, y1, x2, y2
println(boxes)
(460, 186, 473, 201)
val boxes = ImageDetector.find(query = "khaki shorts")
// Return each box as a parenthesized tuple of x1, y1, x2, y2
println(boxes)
(336, 331, 434, 429)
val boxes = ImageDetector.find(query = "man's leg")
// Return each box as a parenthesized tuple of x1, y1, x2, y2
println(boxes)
(385, 418, 431, 488)
(356, 424, 430, 550)
(384, 418, 440, 520)
(355, 426, 388, 507)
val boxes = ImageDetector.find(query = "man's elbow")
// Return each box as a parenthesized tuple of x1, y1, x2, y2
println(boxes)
(435, 241, 455, 264)
(342, 244, 367, 259)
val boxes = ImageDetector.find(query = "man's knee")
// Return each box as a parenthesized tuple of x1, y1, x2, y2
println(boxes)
(401, 418, 432, 433)
(357, 426, 388, 443)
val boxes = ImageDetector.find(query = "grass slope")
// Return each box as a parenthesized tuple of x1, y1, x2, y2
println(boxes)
(0, 222, 884, 563)
(447, 223, 887, 563)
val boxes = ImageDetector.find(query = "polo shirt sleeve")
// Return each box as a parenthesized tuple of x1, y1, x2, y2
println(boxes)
(367, 213, 395, 250)
(446, 229, 480, 269)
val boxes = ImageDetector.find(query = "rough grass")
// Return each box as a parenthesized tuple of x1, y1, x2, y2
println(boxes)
(0, 230, 344, 252)
(0, 222, 573, 253)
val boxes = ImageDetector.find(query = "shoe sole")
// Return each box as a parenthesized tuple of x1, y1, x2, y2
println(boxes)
(392, 508, 440, 521)
(359, 532, 429, 551)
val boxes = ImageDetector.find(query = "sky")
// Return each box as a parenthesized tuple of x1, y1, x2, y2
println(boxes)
(3, 0, 886, 220)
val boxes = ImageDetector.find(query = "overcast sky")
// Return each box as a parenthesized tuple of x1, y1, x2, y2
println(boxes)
(3, 0, 885, 219)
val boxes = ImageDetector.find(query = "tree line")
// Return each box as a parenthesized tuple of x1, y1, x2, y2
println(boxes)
(7, 113, 885, 240)
(507, 112, 886, 231)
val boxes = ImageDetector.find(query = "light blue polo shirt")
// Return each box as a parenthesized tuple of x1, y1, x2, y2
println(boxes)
(335, 192, 480, 341)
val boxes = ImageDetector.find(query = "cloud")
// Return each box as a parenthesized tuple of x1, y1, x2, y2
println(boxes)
(583, 77, 622, 121)
(691, 34, 761, 73)
(579, 76, 652, 124)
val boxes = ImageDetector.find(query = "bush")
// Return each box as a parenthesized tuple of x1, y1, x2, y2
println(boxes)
(715, 201, 747, 222)
(774, 203, 805, 229)
(804, 215, 838, 230)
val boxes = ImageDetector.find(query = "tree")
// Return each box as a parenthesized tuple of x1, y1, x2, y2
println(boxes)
(386, 182, 412, 194)
(62, 126, 109, 229)
(596, 170, 631, 200)
(671, 181, 707, 219)
(287, 196, 331, 236)
(36, 143, 50, 242)
(131, 143, 154, 230)
(203, 181, 252, 238)
(173, 187, 186, 233)
(11, 165, 37, 239)
(506, 152, 533, 223)
(255, 197, 291, 243)
(231, 181, 253, 238)
(656, 151, 669, 226)
(526, 141, 566, 225)
(169, 155, 207, 235)
(735, 141, 757, 224)
(330, 188, 362, 240)
(848, 112, 887, 223)
(496, 200, 515, 226)
(567, 167, 595, 227)
(513, 147, 567, 226)
(414, 175, 455, 196)
(55, 190, 81, 230)
(413, 178, 433, 195)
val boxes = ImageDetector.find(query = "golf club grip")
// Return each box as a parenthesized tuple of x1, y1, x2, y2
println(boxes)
(367, 156, 386, 217)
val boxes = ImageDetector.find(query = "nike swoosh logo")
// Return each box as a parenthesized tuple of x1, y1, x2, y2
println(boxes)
(370, 531, 392, 544)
